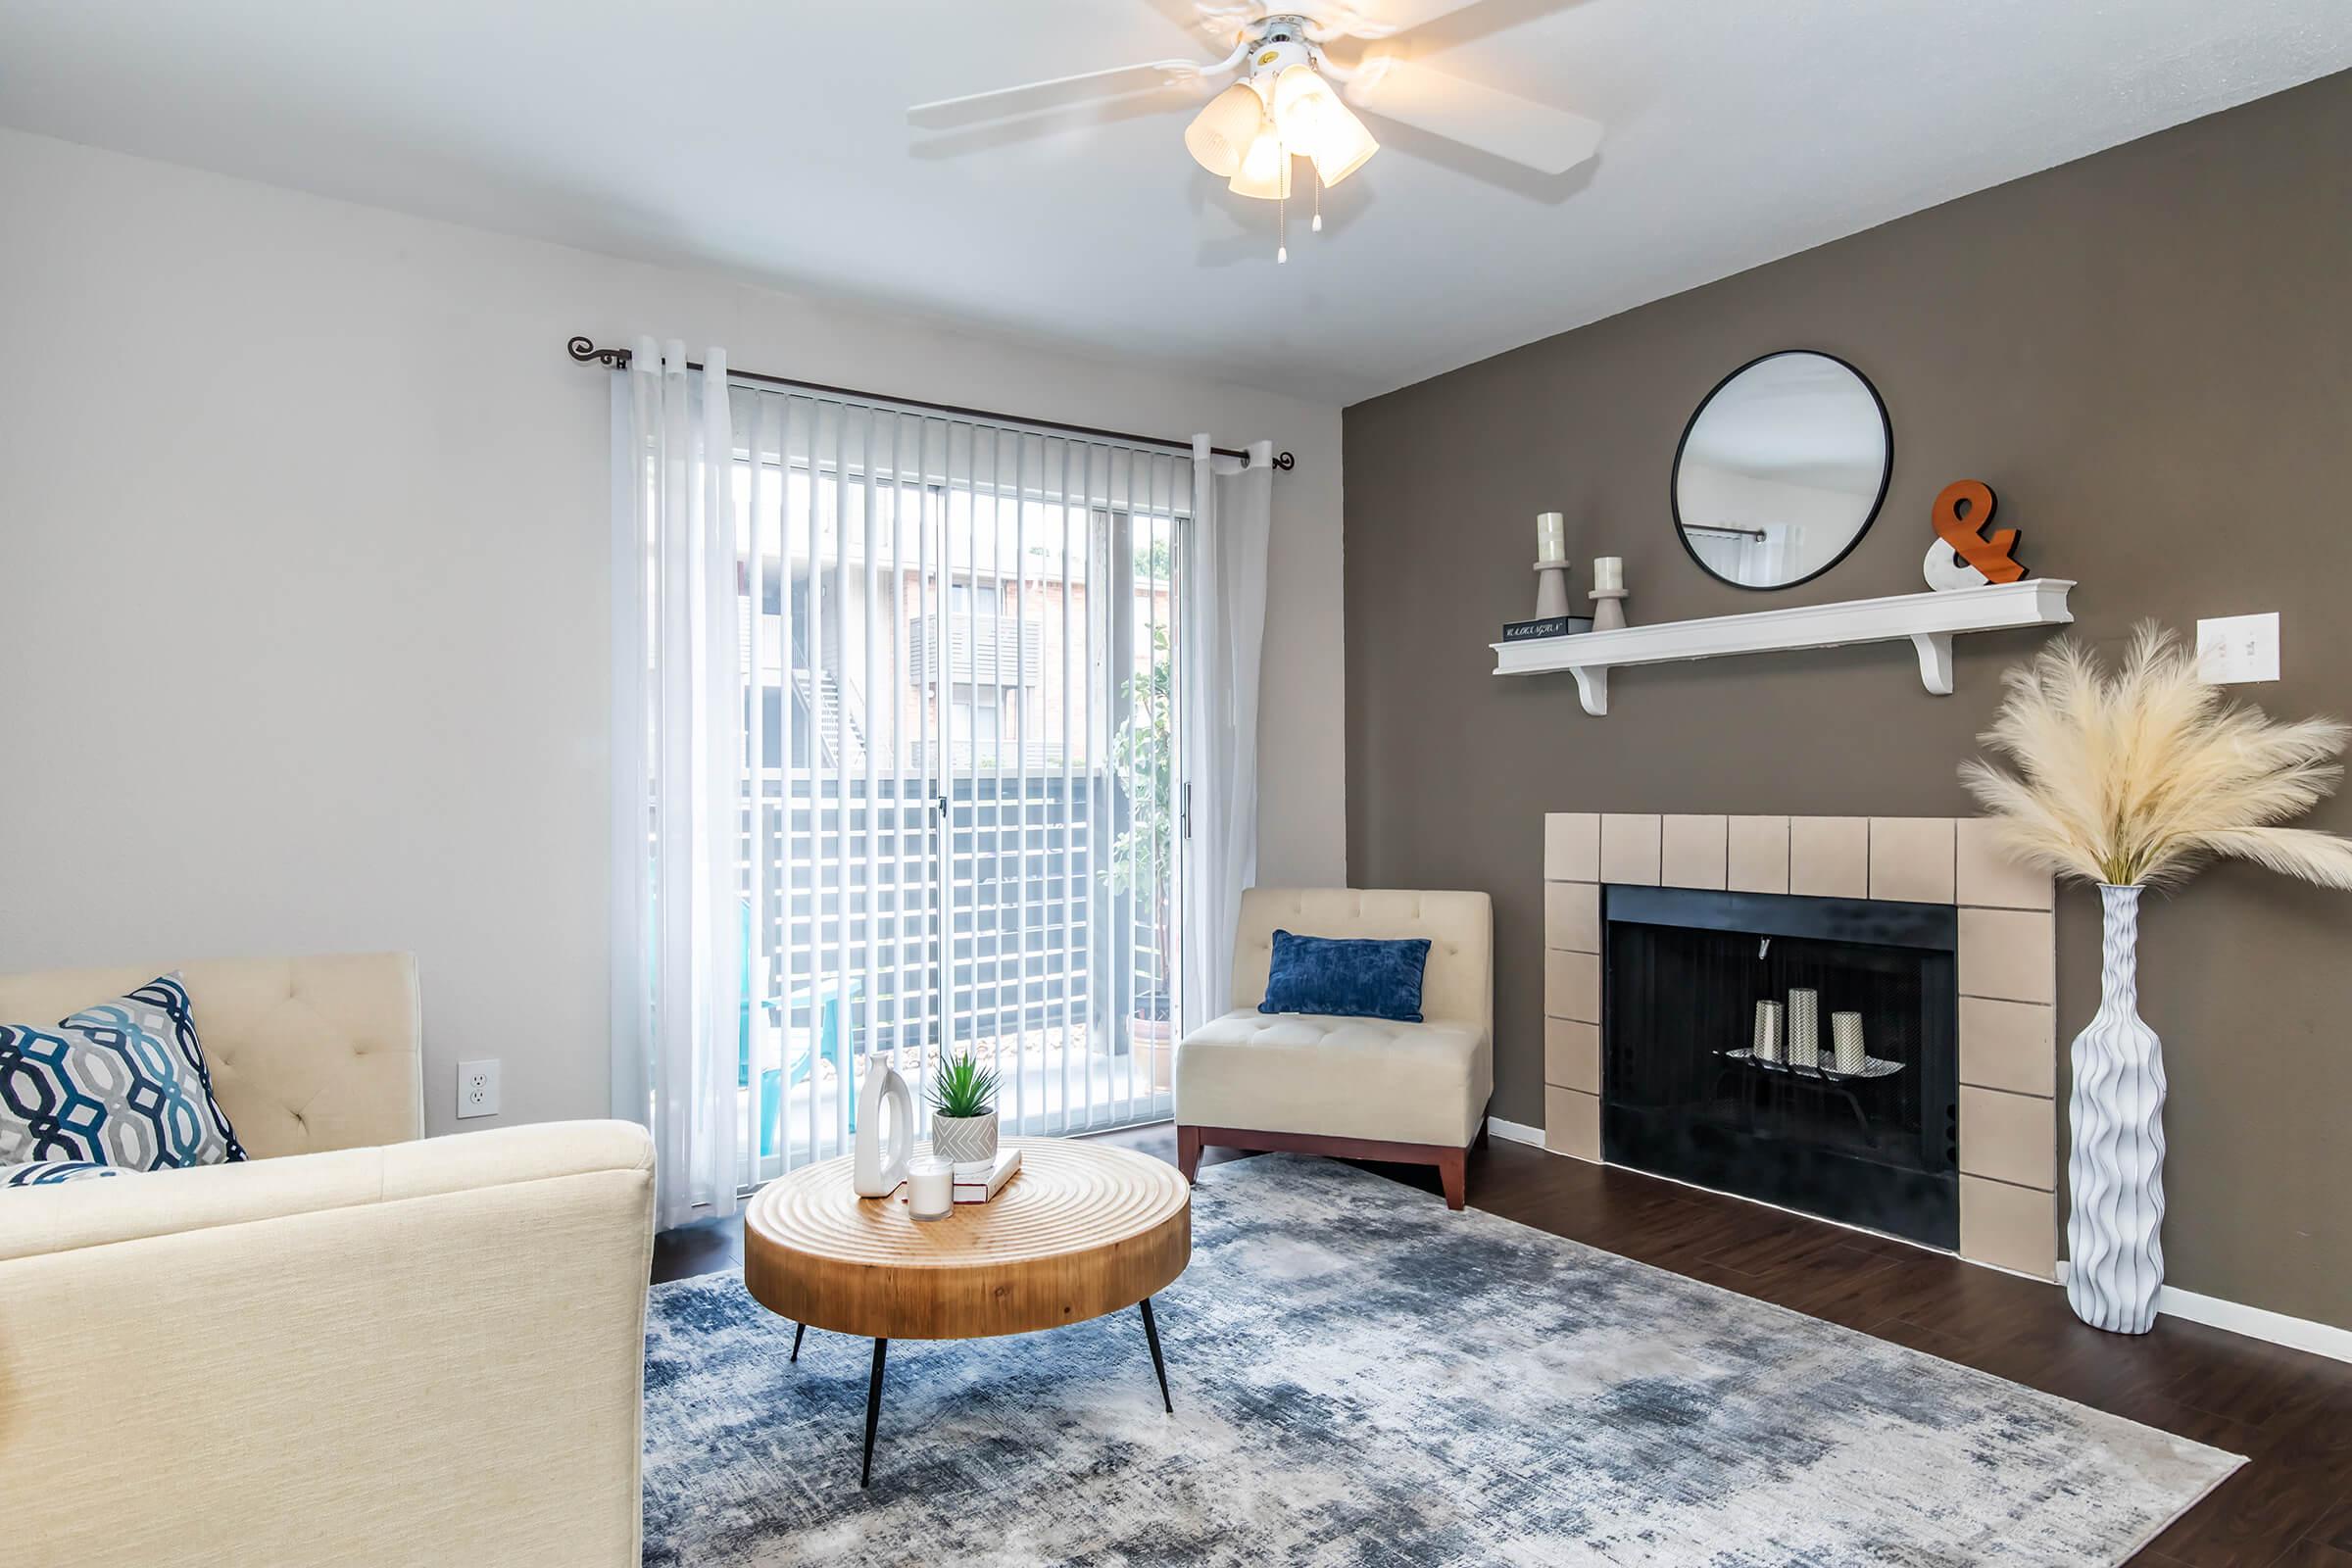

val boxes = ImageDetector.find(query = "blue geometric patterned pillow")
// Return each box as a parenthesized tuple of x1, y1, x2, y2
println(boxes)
(3, 1160, 124, 1187)
(0, 973, 245, 1170)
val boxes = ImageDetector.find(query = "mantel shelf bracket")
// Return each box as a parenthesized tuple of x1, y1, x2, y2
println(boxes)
(1911, 633, 1954, 696)
(1570, 666, 1610, 716)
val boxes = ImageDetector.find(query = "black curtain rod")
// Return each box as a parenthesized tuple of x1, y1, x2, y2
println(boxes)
(565, 338, 1291, 470)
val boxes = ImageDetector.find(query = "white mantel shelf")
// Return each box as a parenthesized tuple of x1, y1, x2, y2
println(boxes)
(1492, 579, 2077, 715)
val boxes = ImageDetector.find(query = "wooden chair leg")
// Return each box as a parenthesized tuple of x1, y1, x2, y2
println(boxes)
(1436, 1147, 1468, 1210)
(1176, 1125, 1203, 1183)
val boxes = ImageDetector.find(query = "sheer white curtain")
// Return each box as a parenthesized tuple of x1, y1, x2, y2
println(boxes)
(1180, 437, 1275, 1030)
(611, 337, 746, 1228)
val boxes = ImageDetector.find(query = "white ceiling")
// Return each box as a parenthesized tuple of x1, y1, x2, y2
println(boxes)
(3, 0, 2346, 405)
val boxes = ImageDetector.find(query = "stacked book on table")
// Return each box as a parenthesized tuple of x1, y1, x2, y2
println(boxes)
(954, 1148, 1021, 1203)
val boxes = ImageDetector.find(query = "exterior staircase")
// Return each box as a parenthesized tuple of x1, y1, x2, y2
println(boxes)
(794, 665, 866, 771)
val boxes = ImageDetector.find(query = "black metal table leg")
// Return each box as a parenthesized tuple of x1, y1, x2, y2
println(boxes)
(790, 1322, 806, 1363)
(1139, 1298, 1172, 1413)
(860, 1338, 889, 1488)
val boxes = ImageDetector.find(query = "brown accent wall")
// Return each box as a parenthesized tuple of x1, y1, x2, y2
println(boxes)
(1343, 72, 2352, 1331)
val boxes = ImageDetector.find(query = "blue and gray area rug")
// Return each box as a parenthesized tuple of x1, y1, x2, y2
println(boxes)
(644, 1154, 2239, 1566)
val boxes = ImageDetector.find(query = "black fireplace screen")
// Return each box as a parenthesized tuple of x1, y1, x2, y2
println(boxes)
(1601, 886, 1959, 1249)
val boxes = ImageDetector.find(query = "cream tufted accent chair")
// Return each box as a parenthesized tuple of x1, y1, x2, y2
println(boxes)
(1174, 888, 1494, 1208)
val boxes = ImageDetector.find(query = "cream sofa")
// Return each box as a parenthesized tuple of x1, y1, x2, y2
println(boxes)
(0, 955, 656, 1568)
(1174, 889, 1494, 1208)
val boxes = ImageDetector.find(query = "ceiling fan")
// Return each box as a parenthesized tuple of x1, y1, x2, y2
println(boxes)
(906, 2, 1602, 262)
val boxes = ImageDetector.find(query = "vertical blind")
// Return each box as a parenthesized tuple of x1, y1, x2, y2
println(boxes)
(726, 382, 1193, 1185)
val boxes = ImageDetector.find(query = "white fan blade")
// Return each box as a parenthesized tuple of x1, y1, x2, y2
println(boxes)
(1302, 0, 1494, 39)
(1344, 57, 1602, 173)
(908, 59, 1212, 125)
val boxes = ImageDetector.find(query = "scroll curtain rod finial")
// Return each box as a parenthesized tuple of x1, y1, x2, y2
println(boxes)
(566, 335, 630, 368)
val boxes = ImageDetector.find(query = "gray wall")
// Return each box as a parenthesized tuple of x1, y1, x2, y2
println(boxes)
(1344, 72, 2352, 1331)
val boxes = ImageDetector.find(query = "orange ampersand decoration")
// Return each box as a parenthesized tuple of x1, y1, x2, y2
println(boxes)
(1931, 480, 2024, 583)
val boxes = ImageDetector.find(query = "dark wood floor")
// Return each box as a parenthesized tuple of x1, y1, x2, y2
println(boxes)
(653, 1125, 2352, 1567)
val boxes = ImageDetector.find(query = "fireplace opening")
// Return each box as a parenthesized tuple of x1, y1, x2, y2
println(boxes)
(1601, 886, 1959, 1249)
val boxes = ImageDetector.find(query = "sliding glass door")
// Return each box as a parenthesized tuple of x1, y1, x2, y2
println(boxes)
(726, 385, 1189, 1186)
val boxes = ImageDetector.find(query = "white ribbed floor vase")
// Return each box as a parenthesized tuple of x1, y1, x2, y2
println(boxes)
(2066, 884, 2168, 1334)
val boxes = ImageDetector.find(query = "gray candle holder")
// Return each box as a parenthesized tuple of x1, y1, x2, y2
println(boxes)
(1535, 558, 1573, 621)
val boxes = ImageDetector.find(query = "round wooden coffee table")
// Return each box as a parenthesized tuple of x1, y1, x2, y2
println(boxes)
(742, 1137, 1191, 1486)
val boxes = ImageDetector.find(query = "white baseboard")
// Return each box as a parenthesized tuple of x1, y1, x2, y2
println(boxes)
(1503, 1131, 2352, 1362)
(1486, 1116, 1545, 1149)
(2054, 1263, 2352, 1364)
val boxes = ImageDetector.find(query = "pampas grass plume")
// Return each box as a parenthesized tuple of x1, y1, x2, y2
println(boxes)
(1960, 622, 2352, 890)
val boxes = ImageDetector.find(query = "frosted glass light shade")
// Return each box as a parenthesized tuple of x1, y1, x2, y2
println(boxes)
(1308, 99, 1378, 187)
(1185, 82, 1267, 177)
(1271, 65, 1333, 139)
(1272, 64, 1378, 188)
(1229, 127, 1293, 200)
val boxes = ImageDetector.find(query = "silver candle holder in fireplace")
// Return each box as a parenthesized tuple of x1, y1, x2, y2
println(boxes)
(1787, 988, 1821, 1068)
(1752, 1000, 1785, 1062)
(1832, 1011, 1867, 1075)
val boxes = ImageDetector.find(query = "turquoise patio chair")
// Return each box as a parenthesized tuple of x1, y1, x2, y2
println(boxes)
(737, 900, 863, 1155)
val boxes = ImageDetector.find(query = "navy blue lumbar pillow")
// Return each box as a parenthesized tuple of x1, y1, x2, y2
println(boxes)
(1259, 930, 1434, 1023)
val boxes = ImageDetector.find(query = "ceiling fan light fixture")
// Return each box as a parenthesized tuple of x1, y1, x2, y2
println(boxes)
(910, 10, 1606, 265)
(1228, 126, 1293, 200)
(1184, 80, 1267, 178)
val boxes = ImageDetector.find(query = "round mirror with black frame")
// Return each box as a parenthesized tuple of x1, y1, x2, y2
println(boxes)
(1671, 350, 1892, 591)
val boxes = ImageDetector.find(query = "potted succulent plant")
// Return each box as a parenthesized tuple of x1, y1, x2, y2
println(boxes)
(928, 1049, 1000, 1166)
(1963, 623, 2352, 1334)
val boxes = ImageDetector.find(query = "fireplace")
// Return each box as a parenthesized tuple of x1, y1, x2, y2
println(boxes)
(1600, 885, 1959, 1247)
(1545, 813, 2058, 1275)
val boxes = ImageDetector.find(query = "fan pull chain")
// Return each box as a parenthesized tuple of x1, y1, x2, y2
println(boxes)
(1278, 185, 1288, 264)
(1312, 170, 1323, 233)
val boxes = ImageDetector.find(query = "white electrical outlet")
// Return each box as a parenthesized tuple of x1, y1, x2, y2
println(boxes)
(458, 1058, 501, 1119)
(2196, 612, 2280, 684)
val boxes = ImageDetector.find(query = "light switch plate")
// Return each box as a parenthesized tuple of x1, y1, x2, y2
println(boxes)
(2197, 612, 2279, 684)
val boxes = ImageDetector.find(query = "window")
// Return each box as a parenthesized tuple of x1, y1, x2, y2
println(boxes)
(953, 688, 1001, 763)
(724, 386, 1192, 1184)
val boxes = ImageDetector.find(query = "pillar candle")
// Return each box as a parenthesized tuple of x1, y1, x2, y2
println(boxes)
(908, 1156, 954, 1220)
(1537, 512, 1567, 564)
(1592, 556, 1624, 592)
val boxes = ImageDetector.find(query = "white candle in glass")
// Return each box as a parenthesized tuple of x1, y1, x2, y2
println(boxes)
(1592, 556, 1624, 592)
(1537, 512, 1567, 564)
(908, 1156, 954, 1220)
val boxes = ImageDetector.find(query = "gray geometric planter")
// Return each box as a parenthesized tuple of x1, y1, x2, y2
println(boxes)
(932, 1110, 999, 1167)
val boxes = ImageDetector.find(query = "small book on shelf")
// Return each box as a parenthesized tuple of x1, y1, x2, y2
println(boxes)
(1501, 614, 1594, 641)
(952, 1148, 1021, 1203)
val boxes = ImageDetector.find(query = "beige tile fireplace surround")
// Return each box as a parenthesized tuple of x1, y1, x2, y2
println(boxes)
(1544, 813, 2059, 1279)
